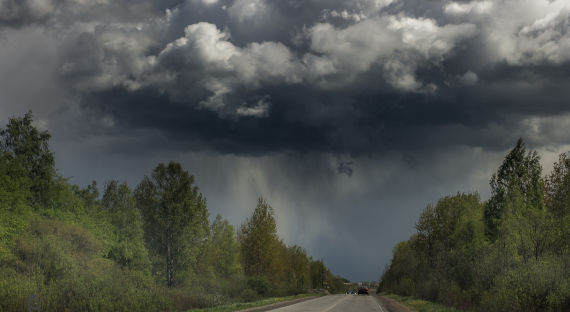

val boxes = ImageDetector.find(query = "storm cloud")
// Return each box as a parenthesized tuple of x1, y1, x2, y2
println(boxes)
(1, 0, 570, 281)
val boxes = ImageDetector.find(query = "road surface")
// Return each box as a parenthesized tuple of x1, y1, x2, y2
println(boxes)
(268, 294, 387, 312)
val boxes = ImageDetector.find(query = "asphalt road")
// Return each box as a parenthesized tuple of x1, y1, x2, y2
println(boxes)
(268, 294, 387, 312)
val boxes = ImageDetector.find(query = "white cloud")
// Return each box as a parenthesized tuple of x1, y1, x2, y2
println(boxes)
(444, 1, 493, 16)
(159, 22, 237, 70)
(308, 20, 398, 73)
(307, 16, 475, 90)
(236, 96, 270, 117)
(327, 9, 367, 22)
(230, 41, 303, 86)
(155, 22, 302, 112)
(446, 0, 570, 65)
(513, 9, 570, 64)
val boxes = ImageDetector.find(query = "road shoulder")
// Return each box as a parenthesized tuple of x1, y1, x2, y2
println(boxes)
(373, 294, 414, 312)
(236, 295, 321, 312)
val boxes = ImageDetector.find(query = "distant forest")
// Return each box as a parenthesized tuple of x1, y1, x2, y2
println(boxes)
(0, 112, 347, 311)
(380, 139, 570, 311)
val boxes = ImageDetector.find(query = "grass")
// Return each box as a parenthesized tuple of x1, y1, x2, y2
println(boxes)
(379, 293, 464, 312)
(186, 293, 318, 312)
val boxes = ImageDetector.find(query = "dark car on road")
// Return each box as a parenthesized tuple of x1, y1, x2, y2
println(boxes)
(357, 286, 369, 295)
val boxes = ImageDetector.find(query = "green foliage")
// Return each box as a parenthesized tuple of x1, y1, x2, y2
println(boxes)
(287, 245, 311, 292)
(135, 161, 209, 287)
(381, 293, 465, 312)
(247, 275, 272, 296)
(102, 180, 151, 271)
(238, 197, 345, 297)
(0, 111, 55, 207)
(382, 139, 570, 312)
(0, 113, 340, 310)
(0, 219, 167, 311)
(485, 138, 544, 240)
(310, 259, 327, 289)
(544, 153, 570, 255)
(480, 257, 569, 312)
(210, 214, 242, 279)
(238, 197, 281, 280)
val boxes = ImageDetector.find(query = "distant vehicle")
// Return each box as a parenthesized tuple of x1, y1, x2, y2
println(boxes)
(357, 286, 369, 295)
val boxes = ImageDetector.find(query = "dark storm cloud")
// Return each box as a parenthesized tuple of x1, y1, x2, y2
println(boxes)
(337, 161, 354, 177)
(2, 0, 570, 281)
(79, 87, 331, 154)
(47, 0, 570, 157)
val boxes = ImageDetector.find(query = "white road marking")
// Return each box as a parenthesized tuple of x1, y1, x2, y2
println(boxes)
(377, 301, 386, 312)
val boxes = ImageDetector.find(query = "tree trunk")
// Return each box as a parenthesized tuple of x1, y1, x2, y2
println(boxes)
(167, 238, 173, 288)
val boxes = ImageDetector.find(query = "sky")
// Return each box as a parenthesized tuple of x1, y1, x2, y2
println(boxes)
(1, 0, 570, 281)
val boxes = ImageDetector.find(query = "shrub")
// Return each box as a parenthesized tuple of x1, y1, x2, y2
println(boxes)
(480, 257, 569, 312)
(247, 275, 271, 296)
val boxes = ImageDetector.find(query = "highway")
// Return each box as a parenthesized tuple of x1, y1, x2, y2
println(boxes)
(268, 294, 387, 312)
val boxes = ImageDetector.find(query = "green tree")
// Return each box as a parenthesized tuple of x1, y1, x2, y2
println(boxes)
(103, 180, 151, 271)
(238, 197, 282, 283)
(135, 162, 209, 287)
(73, 180, 100, 212)
(287, 245, 311, 292)
(310, 259, 327, 289)
(0, 111, 55, 206)
(484, 138, 544, 239)
(211, 214, 242, 279)
(544, 153, 570, 255)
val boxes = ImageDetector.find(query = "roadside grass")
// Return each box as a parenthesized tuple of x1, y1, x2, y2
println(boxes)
(187, 293, 318, 312)
(379, 293, 464, 312)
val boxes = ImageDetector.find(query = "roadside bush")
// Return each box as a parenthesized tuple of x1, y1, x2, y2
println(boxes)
(480, 257, 569, 312)
(240, 288, 259, 302)
(248, 275, 271, 296)
(1, 218, 168, 311)
(397, 278, 416, 296)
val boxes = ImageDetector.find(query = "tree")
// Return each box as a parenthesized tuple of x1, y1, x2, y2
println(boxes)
(309, 259, 327, 289)
(238, 197, 281, 281)
(543, 153, 570, 255)
(287, 245, 311, 292)
(135, 162, 209, 287)
(210, 214, 242, 279)
(0, 111, 55, 206)
(103, 180, 151, 271)
(484, 138, 544, 239)
(73, 180, 100, 212)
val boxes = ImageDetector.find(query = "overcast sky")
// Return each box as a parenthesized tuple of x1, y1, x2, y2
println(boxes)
(1, 0, 570, 281)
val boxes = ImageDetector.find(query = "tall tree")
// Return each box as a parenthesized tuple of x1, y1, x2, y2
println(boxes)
(135, 162, 209, 287)
(544, 153, 570, 255)
(210, 214, 242, 279)
(0, 111, 54, 206)
(309, 259, 327, 289)
(103, 180, 151, 271)
(545, 153, 570, 218)
(238, 197, 280, 279)
(484, 138, 544, 239)
(287, 245, 311, 291)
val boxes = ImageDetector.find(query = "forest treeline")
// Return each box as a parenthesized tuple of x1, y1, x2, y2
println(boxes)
(0, 112, 347, 311)
(380, 139, 570, 311)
